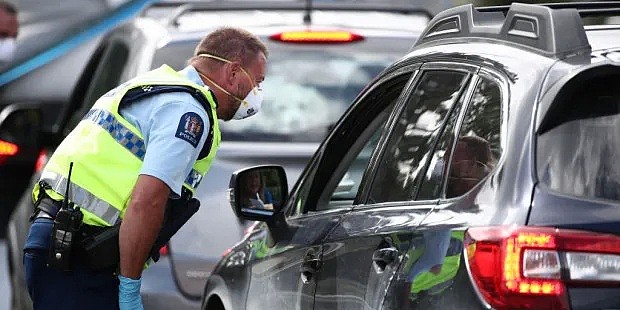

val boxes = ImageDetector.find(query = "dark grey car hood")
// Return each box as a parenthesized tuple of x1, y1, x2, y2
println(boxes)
(168, 141, 318, 298)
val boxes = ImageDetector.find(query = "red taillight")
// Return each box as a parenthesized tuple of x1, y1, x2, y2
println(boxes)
(269, 30, 364, 44)
(159, 244, 169, 256)
(35, 150, 48, 172)
(0, 139, 19, 156)
(465, 226, 620, 310)
(0, 139, 19, 165)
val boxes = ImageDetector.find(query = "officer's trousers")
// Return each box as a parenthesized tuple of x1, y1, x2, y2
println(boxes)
(23, 218, 119, 310)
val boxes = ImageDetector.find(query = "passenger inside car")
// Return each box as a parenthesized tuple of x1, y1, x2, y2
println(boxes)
(446, 135, 495, 198)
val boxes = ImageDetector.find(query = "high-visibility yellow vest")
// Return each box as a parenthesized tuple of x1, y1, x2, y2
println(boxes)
(33, 65, 221, 227)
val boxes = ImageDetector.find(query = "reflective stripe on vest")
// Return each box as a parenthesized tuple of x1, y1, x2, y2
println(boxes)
(40, 171, 121, 225)
(84, 108, 203, 190)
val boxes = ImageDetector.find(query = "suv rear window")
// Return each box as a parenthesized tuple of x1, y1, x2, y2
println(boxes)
(151, 37, 413, 142)
(537, 73, 620, 201)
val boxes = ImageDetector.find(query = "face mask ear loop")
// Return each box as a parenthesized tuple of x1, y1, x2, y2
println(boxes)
(197, 71, 245, 104)
(197, 53, 231, 64)
(198, 53, 258, 91)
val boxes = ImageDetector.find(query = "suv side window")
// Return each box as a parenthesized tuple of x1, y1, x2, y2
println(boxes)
(64, 39, 130, 135)
(368, 71, 469, 204)
(289, 72, 414, 216)
(416, 82, 470, 200)
(446, 76, 502, 198)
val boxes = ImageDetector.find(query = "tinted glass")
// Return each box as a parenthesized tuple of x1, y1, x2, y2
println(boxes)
(416, 88, 467, 200)
(290, 72, 413, 216)
(151, 37, 413, 142)
(446, 77, 502, 198)
(538, 74, 620, 201)
(318, 111, 389, 211)
(369, 71, 468, 203)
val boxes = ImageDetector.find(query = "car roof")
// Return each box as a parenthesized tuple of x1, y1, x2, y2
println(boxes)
(143, 0, 435, 23)
(170, 10, 428, 36)
(137, 1, 432, 41)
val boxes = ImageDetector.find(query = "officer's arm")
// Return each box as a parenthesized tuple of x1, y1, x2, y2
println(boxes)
(119, 175, 169, 279)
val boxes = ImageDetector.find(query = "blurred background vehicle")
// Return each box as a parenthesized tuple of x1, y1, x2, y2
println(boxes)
(0, 2, 152, 310)
(0, 0, 152, 240)
(5, 0, 432, 308)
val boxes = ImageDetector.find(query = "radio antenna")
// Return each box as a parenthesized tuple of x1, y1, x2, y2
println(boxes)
(63, 162, 73, 210)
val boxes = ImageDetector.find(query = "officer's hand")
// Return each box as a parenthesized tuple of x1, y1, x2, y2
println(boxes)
(118, 275, 144, 310)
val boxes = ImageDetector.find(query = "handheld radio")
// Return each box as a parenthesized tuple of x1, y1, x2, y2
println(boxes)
(48, 162, 84, 271)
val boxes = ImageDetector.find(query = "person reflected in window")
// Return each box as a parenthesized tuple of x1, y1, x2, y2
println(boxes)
(239, 170, 274, 209)
(446, 135, 495, 198)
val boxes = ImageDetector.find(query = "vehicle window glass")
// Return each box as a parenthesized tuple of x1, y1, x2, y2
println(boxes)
(64, 40, 130, 135)
(416, 86, 468, 200)
(317, 114, 387, 211)
(289, 72, 413, 216)
(368, 71, 469, 203)
(537, 73, 620, 202)
(446, 77, 502, 198)
(152, 37, 413, 143)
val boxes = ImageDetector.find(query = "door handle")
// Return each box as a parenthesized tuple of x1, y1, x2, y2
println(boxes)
(372, 247, 398, 272)
(300, 257, 321, 284)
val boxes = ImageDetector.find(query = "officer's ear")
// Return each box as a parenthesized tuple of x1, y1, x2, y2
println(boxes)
(226, 61, 243, 86)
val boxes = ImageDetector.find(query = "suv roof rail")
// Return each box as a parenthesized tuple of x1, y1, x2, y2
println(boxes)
(413, 2, 593, 59)
(145, 0, 433, 27)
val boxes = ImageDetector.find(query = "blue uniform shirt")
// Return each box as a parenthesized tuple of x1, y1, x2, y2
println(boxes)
(119, 66, 212, 197)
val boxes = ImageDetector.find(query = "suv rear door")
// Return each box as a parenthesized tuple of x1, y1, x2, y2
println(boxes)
(395, 68, 509, 309)
(315, 63, 478, 309)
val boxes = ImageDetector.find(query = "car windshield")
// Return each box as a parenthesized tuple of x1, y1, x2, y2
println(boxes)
(537, 73, 620, 202)
(151, 37, 413, 142)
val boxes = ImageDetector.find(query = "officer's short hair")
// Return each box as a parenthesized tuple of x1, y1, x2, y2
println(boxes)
(193, 27, 268, 68)
(0, 1, 17, 14)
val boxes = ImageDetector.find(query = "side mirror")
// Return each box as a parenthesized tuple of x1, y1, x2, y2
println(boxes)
(0, 104, 42, 165)
(228, 165, 288, 222)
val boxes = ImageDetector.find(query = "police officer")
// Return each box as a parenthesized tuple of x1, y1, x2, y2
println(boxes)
(23, 27, 268, 310)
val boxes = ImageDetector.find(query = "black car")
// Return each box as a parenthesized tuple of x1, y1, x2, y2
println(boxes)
(203, 2, 620, 310)
(6, 1, 431, 309)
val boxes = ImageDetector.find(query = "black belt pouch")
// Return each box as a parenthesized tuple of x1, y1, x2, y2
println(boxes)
(80, 223, 121, 271)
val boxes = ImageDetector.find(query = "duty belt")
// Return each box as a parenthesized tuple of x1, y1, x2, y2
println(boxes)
(40, 171, 122, 225)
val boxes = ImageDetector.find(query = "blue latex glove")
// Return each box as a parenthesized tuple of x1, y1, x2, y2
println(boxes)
(119, 275, 144, 310)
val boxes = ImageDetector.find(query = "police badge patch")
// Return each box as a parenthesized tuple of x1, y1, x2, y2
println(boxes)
(175, 112, 204, 148)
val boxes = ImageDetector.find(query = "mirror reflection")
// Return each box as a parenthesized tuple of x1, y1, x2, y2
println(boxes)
(237, 167, 285, 212)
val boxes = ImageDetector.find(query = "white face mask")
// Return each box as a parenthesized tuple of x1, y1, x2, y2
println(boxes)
(197, 53, 263, 120)
(0, 38, 16, 62)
